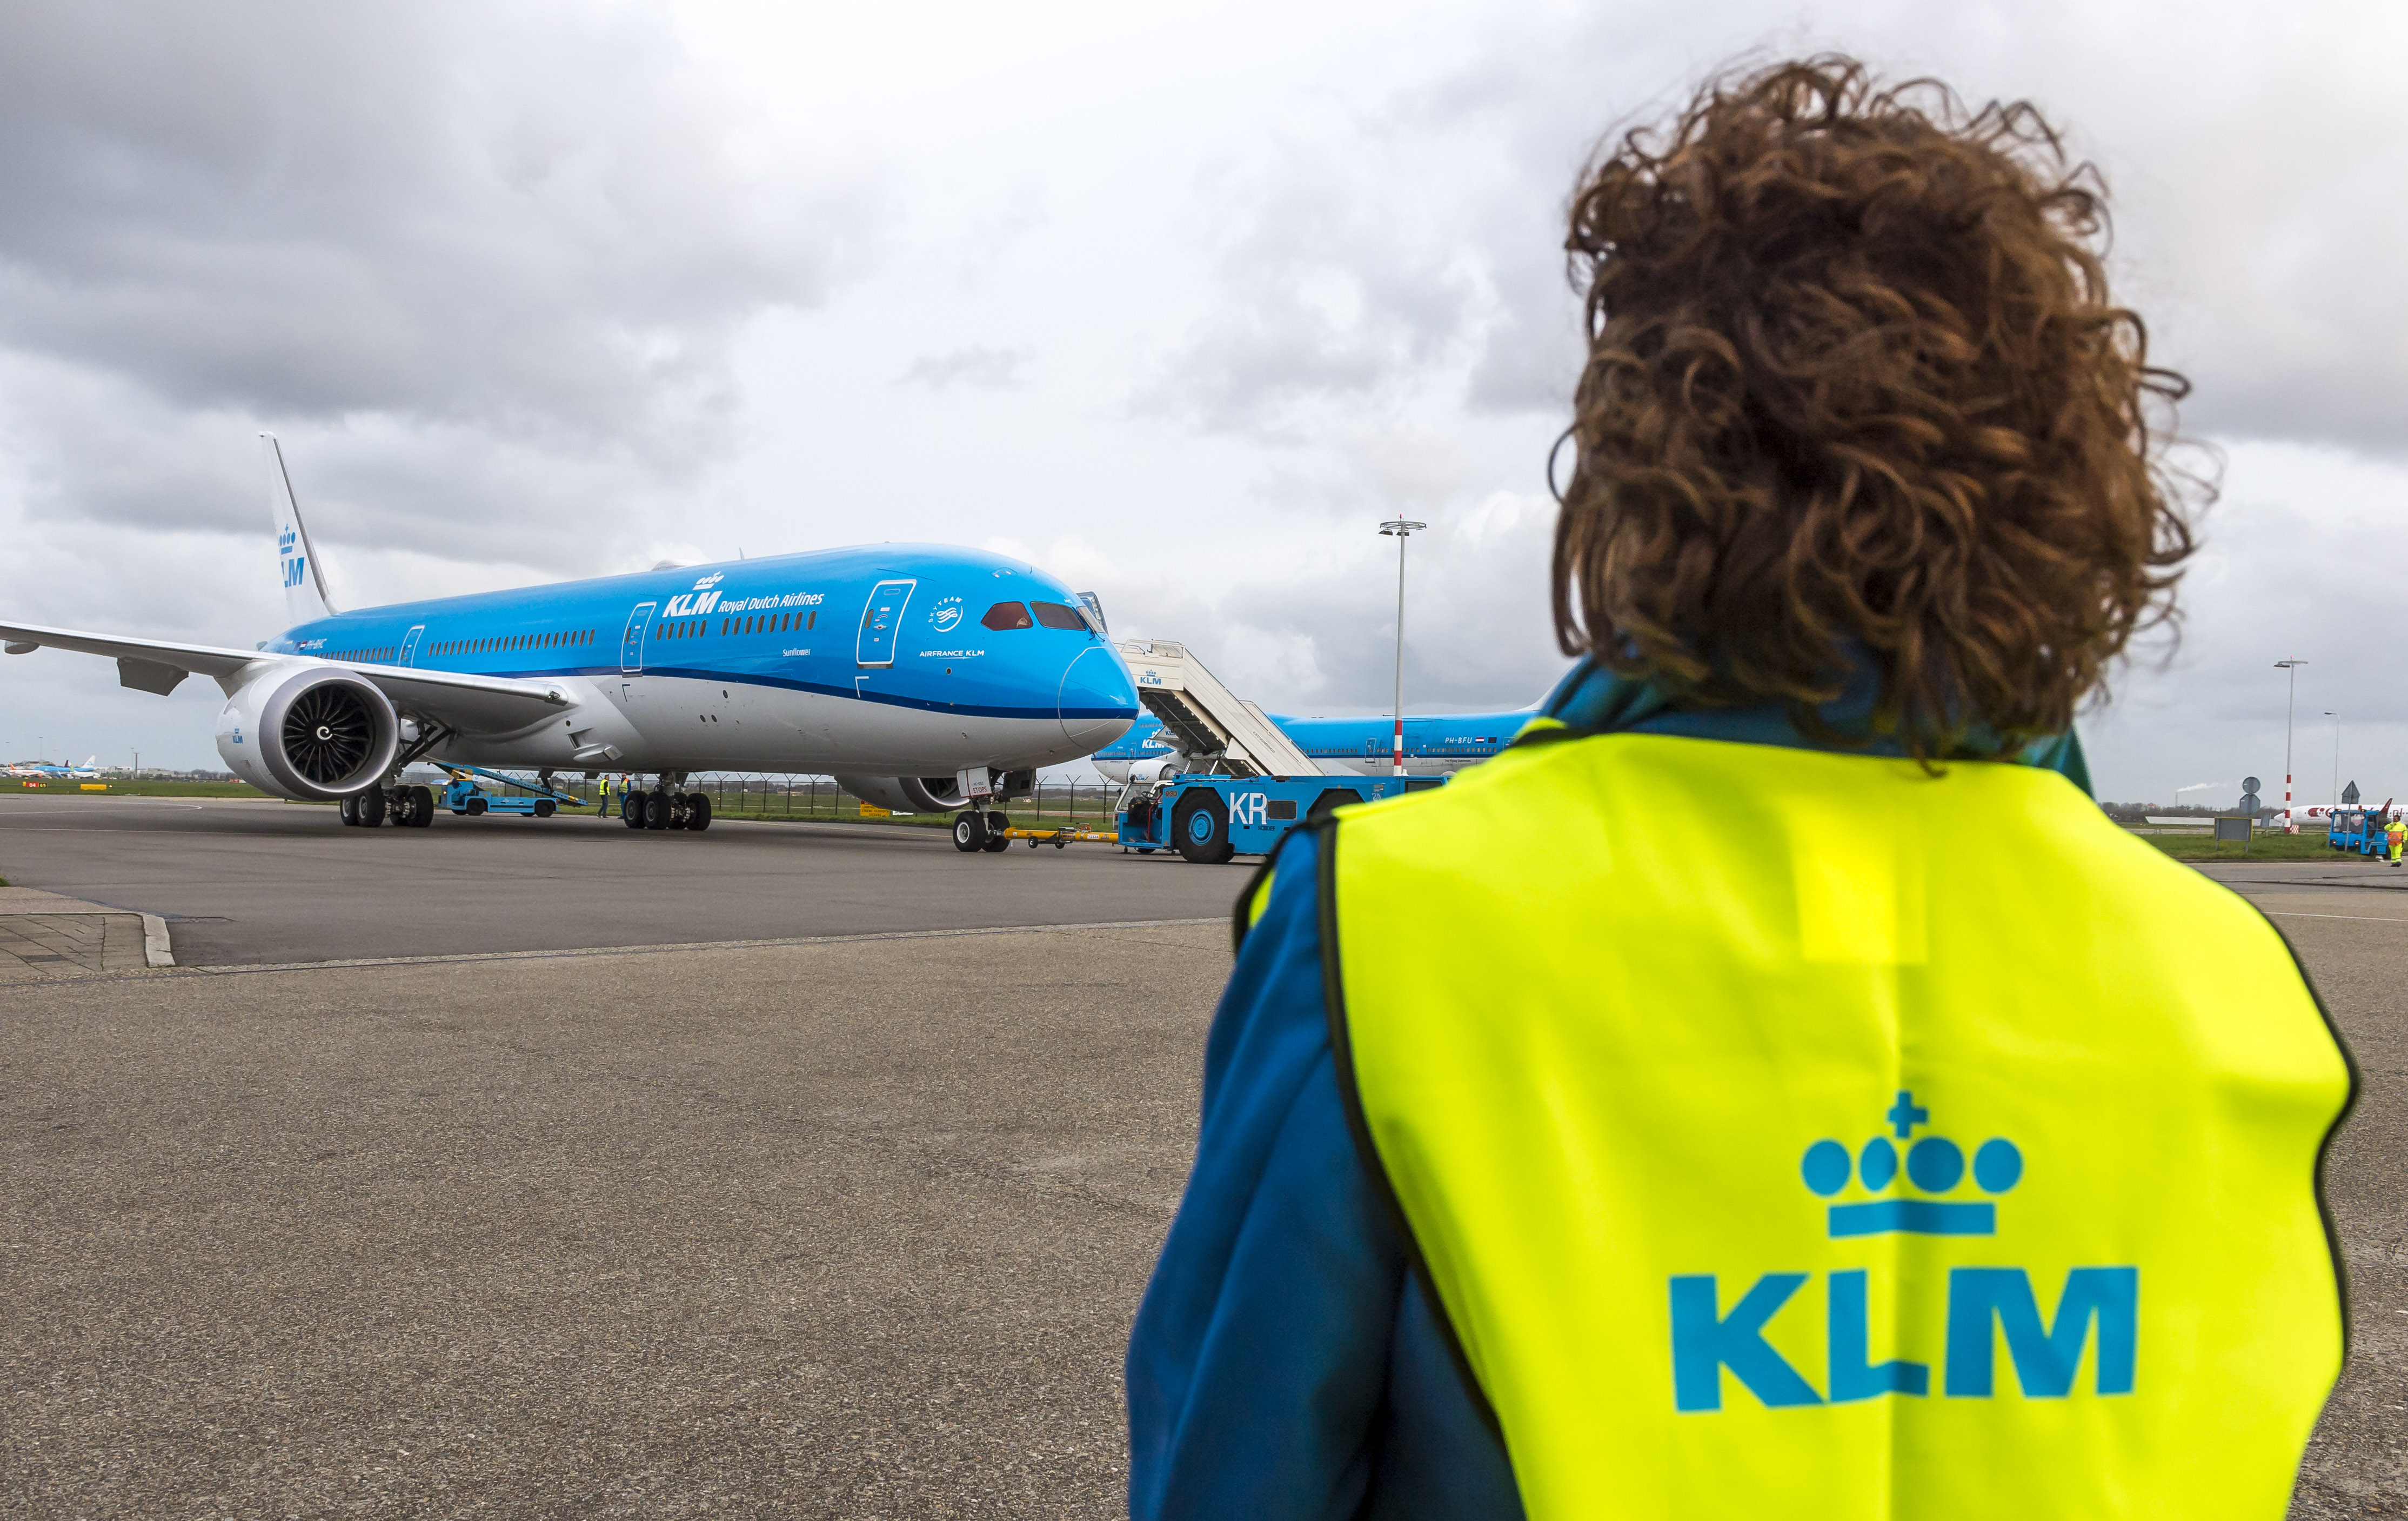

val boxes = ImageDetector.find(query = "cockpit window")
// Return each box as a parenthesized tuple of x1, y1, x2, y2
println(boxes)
(981, 601, 1035, 630)
(1031, 601, 1087, 630)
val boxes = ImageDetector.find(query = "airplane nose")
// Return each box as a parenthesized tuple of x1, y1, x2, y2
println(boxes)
(1059, 642, 1139, 750)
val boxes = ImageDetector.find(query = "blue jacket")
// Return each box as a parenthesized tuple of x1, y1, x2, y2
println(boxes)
(1123, 661, 2089, 1519)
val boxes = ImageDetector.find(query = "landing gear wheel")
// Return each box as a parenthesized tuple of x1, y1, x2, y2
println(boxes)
(358, 785, 389, 829)
(953, 812, 986, 853)
(684, 793, 711, 832)
(1173, 792, 1234, 864)
(410, 784, 436, 826)
(339, 796, 359, 826)
(981, 809, 1011, 852)
(623, 791, 647, 829)
(646, 791, 671, 830)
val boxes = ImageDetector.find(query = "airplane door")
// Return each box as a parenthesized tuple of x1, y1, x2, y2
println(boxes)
(621, 602, 656, 675)
(855, 579, 915, 668)
(399, 625, 424, 666)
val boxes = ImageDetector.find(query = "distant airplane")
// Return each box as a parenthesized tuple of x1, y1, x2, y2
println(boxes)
(1, 435, 1138, 844)
(6, 756, 100, 778)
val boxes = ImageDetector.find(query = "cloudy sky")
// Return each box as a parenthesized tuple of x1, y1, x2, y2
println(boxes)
(0, 0, 2399, 805)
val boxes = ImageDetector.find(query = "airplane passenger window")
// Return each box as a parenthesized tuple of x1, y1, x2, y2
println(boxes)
(807, 611, 816, 630)
(981, 601, 1035, 630)
(1031, 601, 1087, 630)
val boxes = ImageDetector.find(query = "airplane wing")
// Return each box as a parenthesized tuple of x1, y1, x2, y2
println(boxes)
(0, 621, 573, 736)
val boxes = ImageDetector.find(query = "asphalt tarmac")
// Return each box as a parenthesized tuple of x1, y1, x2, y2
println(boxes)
(2198, 864, 2405, 1517)
(0, 794, 1240, 966)
(6, 922, 1228, 1518)
(0, 815, 2398, 1516)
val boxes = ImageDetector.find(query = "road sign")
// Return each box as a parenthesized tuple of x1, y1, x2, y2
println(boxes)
(2243, 775, 2262, 793)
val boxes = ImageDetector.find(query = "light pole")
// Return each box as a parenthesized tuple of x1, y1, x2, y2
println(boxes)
(2275, 659, 2307, 832)
(1379, 518, 1427, 778)
(2324, 712, 2339, 813)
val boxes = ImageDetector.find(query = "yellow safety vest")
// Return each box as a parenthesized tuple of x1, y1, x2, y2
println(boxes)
(1320, 731, 2352, 1519)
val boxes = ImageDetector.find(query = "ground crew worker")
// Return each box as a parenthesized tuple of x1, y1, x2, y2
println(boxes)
(1125, 57, 2354, 1521)
(2385, 811, 2402, 866)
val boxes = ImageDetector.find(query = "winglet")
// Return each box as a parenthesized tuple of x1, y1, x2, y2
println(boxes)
(263, 432, 337, 624)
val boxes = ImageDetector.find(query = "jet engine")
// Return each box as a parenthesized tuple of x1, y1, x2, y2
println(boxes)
(215, 665, 402, 801)
(832, 775, 971, 814)
(833, 770, 1040, 813)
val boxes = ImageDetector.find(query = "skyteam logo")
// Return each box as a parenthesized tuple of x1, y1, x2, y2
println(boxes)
(929, 596, 964, 633)
(1669, 1092, 2136, 1412)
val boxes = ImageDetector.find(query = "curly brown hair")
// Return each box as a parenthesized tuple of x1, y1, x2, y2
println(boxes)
(1555, 55, 2196, 756)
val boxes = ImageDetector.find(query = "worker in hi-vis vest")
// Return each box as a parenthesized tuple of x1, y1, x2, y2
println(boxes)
(1124, 56, 2355, 1521)
(2385, 812, 2403, 866)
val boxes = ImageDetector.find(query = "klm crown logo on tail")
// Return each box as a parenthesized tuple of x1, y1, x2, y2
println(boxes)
(1669, 1092, 2137, 1413)
(263, 433, 336, 625)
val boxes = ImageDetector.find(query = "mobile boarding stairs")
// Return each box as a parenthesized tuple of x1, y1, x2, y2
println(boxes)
(1111, 639, 1318, 779)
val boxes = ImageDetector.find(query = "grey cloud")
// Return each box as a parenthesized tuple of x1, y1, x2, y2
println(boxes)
(0, 1, 878, 457)
(1137, 137, 1483, 438)
(1141, 4, 2408, 461)
(1096, 491, 1567, 716)
(900, 345, 1034, 390)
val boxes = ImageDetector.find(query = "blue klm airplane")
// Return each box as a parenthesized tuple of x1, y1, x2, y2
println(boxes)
(0, 437, 1138, 848)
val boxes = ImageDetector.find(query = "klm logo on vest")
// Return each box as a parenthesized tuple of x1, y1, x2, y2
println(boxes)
(1669, 1092, 2137, 1412)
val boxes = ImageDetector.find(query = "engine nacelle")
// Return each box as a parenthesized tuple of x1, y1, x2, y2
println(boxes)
(216, 665, 402, 800)
(832, 769, 1041, 813)
(832, 775, 970, 814)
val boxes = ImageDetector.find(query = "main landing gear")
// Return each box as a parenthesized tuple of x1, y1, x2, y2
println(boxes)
(620, 775, 713, 832)
(339, 782, 435, 829)
(951, 809, 1014, 853)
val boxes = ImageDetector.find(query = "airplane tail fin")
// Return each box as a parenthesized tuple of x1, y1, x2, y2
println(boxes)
(264, 432, 337, 624)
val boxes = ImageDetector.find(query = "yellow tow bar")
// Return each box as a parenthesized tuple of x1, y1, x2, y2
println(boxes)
(1000, 826, 1119, 849)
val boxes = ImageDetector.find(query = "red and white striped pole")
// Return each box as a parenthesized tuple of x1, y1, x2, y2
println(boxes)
(2275, 659, 2307, 833)
(1380, 517, 1427, 779)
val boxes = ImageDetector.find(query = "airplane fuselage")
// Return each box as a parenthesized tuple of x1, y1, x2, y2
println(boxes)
(260, 544, 1137, 779)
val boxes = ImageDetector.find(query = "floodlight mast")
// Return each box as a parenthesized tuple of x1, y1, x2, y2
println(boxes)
(1379, 519, 1427, 778)
(2275, 659, 2307, 832)
(2325, 711, 2340, 812)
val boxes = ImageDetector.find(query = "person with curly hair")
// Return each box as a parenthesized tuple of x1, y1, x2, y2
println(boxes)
(1125, 56, 2353, 1519)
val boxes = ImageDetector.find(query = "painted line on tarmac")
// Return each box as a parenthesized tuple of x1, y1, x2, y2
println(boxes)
(2261, 910, 2408, 924)
(10, 917, 1225, 986)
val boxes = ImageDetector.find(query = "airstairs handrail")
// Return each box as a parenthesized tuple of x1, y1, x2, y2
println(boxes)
(1112, 639, 1320, 778)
